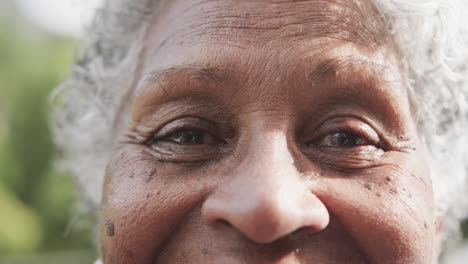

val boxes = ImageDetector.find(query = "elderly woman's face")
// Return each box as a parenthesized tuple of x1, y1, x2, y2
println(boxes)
(100, 0, 441, 263)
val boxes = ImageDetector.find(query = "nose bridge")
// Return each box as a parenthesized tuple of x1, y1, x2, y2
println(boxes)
(202, 130, 330, 243)
(237, 130, 300, 213)
(249, 130, 296, 179)
(235, 130, 299, 200)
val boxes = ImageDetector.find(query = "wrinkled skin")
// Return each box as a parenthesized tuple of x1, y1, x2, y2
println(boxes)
(100, 0, 442, 263)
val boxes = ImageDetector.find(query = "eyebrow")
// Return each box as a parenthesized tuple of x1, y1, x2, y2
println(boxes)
(139, 65, 235, 91)
(132, 57, 406, 133)
(309, 57, 391, 81)
(137, 56, 396, 99)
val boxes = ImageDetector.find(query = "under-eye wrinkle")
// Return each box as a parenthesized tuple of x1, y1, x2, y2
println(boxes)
(146, 168, 157, 183)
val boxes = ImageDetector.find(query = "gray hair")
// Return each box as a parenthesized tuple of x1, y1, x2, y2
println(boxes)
(52, 0, 468, 245)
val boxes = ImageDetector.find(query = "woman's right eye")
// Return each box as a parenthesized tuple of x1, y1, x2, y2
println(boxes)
(164, 129, 219, 145)
(147, 122, 227, 163)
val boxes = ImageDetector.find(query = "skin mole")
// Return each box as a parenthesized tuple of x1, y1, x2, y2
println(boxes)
(364, 182, 374, 191)
(105, 219, 115, 237)
(125, 250, 135, 259)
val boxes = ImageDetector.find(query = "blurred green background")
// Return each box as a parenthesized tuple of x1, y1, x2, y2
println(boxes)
(0, 1, 96, 263)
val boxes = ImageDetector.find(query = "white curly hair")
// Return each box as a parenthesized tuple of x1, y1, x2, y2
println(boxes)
(52, 0, 468, 246)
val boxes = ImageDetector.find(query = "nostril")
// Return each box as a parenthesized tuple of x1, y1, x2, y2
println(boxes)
(291, 225, 325, 238)
(215, 219, 232, 228)
(291, 226, 309, 236)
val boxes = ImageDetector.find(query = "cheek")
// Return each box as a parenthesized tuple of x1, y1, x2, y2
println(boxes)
(315, 152, 436, 264)
(99, 145, 210, 264)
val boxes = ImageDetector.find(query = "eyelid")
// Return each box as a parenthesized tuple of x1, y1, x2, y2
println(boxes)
(149, 117, 219, 142)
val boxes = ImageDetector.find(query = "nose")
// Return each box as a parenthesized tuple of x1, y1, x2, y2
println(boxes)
(202, 132, 329, 244)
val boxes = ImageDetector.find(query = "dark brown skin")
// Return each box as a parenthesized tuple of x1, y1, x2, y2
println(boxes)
(100, 0, 442, 263)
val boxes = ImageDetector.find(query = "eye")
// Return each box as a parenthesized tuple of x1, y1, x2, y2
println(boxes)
(165, 129, 218, 145)
(144, 117, 231, 164)
(302, 117, 386, 170)
(318, 131, 369, 147)
(148, 117, 227, 148)
(306, 117, 383, 149)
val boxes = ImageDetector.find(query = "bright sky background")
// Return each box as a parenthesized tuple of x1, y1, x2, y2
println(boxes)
(15, 0, 102, 37)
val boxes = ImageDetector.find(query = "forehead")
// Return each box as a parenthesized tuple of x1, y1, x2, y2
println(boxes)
(140, 0, 395, 83)
(135, 0, 403, 111)
(150, 0, 386, 50)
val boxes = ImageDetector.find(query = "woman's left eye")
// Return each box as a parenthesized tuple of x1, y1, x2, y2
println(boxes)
(318, 131, 368, 147)
(306, 117, 383, 149)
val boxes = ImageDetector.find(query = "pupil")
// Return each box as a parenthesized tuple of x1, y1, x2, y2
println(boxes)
(176, 130, 202, 144)
(331, 132, 364, 147)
